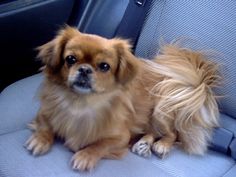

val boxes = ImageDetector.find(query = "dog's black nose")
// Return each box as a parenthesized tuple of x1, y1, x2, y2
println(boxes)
(78, 66, 93, 75)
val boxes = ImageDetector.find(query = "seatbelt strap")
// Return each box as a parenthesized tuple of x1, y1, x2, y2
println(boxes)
(115, 0, 152, 51)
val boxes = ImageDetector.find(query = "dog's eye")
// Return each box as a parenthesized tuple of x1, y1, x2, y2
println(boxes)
(65, 55, 77, 66)
(98, 62, 110, 72)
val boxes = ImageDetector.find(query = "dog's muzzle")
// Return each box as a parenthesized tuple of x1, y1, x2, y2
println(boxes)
(72, 65, 93, 94)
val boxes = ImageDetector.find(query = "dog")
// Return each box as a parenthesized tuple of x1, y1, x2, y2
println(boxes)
(25, 26, 220, 171)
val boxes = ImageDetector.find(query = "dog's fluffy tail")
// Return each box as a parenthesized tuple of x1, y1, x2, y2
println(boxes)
(147, 45, 221, 155)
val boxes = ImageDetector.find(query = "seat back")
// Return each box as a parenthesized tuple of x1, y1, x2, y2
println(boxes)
(135, 0, 236, 159)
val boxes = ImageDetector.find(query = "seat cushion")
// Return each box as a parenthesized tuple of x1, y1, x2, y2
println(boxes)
(0, 129, 172, 177)
(0, 128, 234, 177)
(223, 165, 236, 177)
(0, 74, 42, 135)
(0, 74, 235, 177)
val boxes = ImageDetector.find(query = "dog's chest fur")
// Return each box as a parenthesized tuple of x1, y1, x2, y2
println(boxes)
(51, 99, 96, 150)
(43, 85, 118, 152)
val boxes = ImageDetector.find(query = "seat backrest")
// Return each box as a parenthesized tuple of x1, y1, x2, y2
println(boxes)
(134, 0, 236, 159)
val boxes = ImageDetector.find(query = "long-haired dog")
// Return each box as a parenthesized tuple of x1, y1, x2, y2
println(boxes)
(25, 26, 220, 171)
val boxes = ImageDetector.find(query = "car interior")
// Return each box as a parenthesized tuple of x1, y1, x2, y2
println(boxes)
(0, 0, 236, 176)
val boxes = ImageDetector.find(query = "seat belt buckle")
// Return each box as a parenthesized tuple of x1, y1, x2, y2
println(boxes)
(135, 0, 146, 7)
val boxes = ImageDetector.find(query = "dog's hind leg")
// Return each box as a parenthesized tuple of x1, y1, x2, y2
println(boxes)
(151, 108, 177, 159)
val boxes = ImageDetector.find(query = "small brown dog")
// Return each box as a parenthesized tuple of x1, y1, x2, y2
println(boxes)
(25, 26, 220, 171)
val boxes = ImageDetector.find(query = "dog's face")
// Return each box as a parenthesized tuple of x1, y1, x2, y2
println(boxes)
(37, 27, 138, 94)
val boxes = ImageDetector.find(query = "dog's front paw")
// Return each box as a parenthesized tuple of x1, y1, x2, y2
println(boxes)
(25, 133, 53, 155)
(152, 140, 171, 159)
(132, 139, 152, 158)
(71, 149, 100, 171)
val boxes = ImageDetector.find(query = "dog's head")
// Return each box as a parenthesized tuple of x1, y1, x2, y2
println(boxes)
(37, 26, 138, 94)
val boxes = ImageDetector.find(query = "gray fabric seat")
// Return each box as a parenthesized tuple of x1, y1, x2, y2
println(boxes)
(135, 0, 236, 161)
(1, 0, 236, 176)
(0, 74, 235, 177)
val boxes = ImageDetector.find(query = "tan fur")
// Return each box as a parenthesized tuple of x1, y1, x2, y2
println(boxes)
(25, 27, 220, 171)
(145, 45, 220, 155)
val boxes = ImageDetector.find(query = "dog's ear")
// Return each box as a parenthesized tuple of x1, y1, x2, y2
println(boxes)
(113, 39, 138, 85)
(37, 26, 78, 72)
